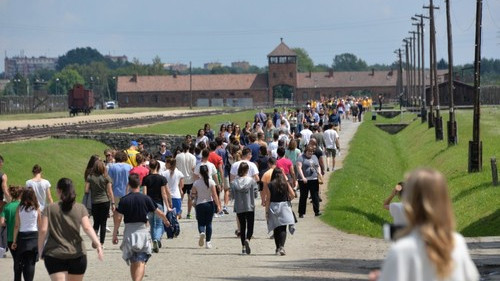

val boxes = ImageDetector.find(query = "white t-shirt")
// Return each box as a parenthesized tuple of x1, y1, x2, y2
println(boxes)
(194, 161, 218, 179)
(389, 202, 407, 226)
(26, 179, 51, 211)
(19, 207, 38, 232)
(195, 136, 208, 147)
(378, 231, 479, 281)
(176, 152, 196, 185)
(230, 160, 259, 178)
(268, 141, 279, 159)
(323, 129, 340, 150)
(161, 168, 184, 199)
(300, 129, 313, 145)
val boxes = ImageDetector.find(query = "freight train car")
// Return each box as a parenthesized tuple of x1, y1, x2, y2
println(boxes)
(68, 84, 94, 116)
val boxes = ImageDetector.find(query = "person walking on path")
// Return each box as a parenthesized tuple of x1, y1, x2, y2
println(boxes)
(230, 162, 258, 255)
(142, 159, 170, 253)
(108, 151, 132, 234)
(38, 178, 103, 281)
(85, 160, 115, 247)
(0, 185, 22, 280)
(263, 168, 295, 256)
(124, 141, 140, 167)
(191, 165, 221, 249)
(323, 124, 340, 172)
(112, 174, 170, 281)
(162, 158, 184, 219)
(296, 146, 322, 218)
(176, 143, 196, 219)
(12, 188, 41, 281)
(25, 164, 53, 212)
(371, 168, 479, 281)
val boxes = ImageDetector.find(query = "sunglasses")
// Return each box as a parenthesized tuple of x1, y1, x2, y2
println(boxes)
(106, 154, 112, 157)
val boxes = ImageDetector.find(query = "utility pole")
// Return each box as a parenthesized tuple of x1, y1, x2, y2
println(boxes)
(396, 49, 404, 111)
(409, 31, 417, 107)
(425, 0, 442, 139)
(412, 22, 422, 109)
(445, 0, 457, 145)
(469, 0, 483, 172)
(403, 39, 410, 108)
(414, 14, 428, 123)
(189, 61, 193, 110)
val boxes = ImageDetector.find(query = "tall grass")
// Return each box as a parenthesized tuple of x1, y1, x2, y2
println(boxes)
(324, 107, 500, 237)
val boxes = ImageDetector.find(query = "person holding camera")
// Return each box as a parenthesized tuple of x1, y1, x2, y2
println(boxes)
(383, 181, 406, 226)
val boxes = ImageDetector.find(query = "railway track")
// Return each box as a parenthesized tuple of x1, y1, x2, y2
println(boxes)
(0, 109, 243, 143)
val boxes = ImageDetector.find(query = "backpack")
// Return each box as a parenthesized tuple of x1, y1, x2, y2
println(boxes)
(164, 209, 180, 238)
(224, 146, 234, 174)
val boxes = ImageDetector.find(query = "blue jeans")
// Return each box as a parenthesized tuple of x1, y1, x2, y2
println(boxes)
(195, 202, 215, 242)
(149, 202, 164, 241)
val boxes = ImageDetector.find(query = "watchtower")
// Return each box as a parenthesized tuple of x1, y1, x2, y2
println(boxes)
(267, 39, 297, 105)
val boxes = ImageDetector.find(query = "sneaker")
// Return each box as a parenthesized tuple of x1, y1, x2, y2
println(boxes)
(152, 240, 159, 253)
(218, 211, 224, 217)
(269, 234, 274, 239)
(206, 241, 212, 249)
(158, 240, 162, 249)
(199, 233, 206, 247)
(244, 239, 251, 255)
(327, 168, 330, 172)
(235, 229, 241, 237)
(186, 214, 192, 219)
(289, 225, 296, 235)
(106, 227, 111, 233)
(299, 214, 304, 218)
(214, 213, 220, 218)
(223, 207, 229, 214)
(315, 212, 322, 217)
(279, 247, 286, 256)
(241, 247, 246, 255)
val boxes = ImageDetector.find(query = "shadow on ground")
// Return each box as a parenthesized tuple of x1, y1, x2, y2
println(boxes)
(213, 258, 381, 281)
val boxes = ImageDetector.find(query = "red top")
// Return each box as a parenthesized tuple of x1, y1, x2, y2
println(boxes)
(208, 151, 223, 168)
(276, 157, 293, 175)
(130, 165, 150, 185)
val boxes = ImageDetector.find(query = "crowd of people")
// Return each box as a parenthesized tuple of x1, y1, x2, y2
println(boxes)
(0, 96, 479, 281)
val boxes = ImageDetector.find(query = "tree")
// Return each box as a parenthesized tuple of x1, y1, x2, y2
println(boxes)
(332, 53, 368, 71)
(48, 68, 85, 95)
(313, 64, 330, 72)
(57, 47, 114, 70)
(149, 56, 167, 75)
(292, 48, 314, 73)
(437, 58, 448, 70)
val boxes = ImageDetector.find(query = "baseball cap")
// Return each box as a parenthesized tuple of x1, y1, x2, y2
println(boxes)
(131, 140, 139, 147)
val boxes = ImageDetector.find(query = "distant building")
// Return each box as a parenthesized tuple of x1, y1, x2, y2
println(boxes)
(231, 61, 250, 70)
(164, 63, 189, 72)
(104, 55, 128, 63)
(4, 56, 58, 79)
(204, 62, 222, 70)
(117, 39, 448, 108)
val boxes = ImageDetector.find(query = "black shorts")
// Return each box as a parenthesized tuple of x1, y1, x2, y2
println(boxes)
(182, 184, 193, 195)
(257, 181, 264, 192)
(44, 255, 87, 275)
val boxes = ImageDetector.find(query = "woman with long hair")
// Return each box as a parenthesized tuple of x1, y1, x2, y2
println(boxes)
(204, 123, 215, 142)
(230, 162, 258, 255)
(143, 159, 170, 253)
(263, 119, 276, 144)
(372, 168, 479, 281)
(195, 129, 209, 147)
(0, 186, 23, 281)
(191, 165, 221, 249)
(296, 146, 322, 217)
(231, 124, 242, 144)
(26, 164, 53, 211)
(162, 158, 184, 219)
(83, 155, 100, 214)
(39, 178, 103, 281)
(85, 160, 115, 247)
(263, 168, 295, 256)
(12, 188, 41, 281)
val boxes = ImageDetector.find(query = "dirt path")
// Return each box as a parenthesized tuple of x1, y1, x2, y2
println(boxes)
(0, 108, 217, 130)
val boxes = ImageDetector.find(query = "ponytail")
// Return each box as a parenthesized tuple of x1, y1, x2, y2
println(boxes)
(57, 178, 76, 212)
(199, 165, 210, 189)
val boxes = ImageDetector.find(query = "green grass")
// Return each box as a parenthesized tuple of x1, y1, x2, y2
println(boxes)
(323, 106, 500, 237)
(0, 107, 207, 121)
(110, 110, 257, 135)
(0, 139, 109, 202)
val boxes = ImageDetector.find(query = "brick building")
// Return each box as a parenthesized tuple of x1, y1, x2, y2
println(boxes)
(117, 40, 443, 108)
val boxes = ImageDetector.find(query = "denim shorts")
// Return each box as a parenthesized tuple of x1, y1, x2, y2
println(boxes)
(129, 251, 150, 263)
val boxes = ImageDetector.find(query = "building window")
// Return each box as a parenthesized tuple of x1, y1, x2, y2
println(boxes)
(214, 92, 220, 97)
(269, 57, 278, 64)
(244, 92, 250, 96)
(229, 92, 235, 97)
(289, 72, 293, 78)
(278, 57, 287, 64)
(125, 97, 129, 104)
(183, 95, 188, 102)
(287, 56, 296, 63)
(152, 95, 158, 103)
(139, 96, 144, 103)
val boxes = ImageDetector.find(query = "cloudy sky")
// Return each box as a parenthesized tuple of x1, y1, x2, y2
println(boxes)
(1, 0, 499, 72)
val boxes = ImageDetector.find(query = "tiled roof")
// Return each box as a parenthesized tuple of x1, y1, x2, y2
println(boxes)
(117, 74, 268, 93)
(268, 42, 297, 57)
(297, 70, 448, 88)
